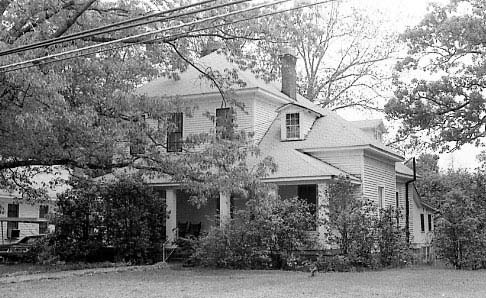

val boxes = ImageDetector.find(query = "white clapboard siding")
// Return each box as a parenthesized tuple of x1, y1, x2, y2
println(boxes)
(183, 97, 254, 137)
(311, 149, 364, 176)
(396, 181, 407, 229)
(0, 198, 48, 240)
(362, 153, 396, 206)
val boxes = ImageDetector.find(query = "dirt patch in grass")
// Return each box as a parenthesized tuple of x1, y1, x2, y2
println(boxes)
(2, 266, 486, 298)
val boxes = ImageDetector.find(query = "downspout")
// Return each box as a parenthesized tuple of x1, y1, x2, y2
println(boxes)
(404, 157, 416, 244)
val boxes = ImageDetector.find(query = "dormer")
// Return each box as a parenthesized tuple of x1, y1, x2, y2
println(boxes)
(278, 104, 319, 141)
(351, 119, 387, 142)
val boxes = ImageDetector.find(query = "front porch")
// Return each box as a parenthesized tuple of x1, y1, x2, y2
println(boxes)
(159, 182, 329, 246)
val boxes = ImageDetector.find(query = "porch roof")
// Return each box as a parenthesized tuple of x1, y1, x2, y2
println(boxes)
(260, 145, 360, 183)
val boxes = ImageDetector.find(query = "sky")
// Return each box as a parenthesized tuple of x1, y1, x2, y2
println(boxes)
(334, 0, 483, 171)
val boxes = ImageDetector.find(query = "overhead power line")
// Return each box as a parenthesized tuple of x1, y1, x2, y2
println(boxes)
(0, 0, 218, 57)
(0, 0, 289, 71)
(0, 0, 253, 57)
(1, 0, 333, 73)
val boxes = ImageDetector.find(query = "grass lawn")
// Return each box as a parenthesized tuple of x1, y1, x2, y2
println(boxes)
(1, 266, 486, 298)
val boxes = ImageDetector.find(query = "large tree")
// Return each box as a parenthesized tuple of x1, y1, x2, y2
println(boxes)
(385, 0, 486, 151)
(0, 0, 286, 200)
(242, 2, 395, 111)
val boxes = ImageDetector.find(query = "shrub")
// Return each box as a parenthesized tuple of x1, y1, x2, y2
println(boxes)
(323, 177, 377, 268)
(51, 175, 165, 264)
(192, 193, 316, 269)
(375, 207, 411, 267)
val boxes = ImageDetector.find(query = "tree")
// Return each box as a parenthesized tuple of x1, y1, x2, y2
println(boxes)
(385, 0, 486, 151)
(0, 0, 283, 200)
(435, 190, 486, 269)
(243, 2, 395, 111)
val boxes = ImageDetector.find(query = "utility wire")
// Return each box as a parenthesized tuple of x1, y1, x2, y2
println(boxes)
(0, 0, 254, 57)
(1, 0, 332, 73)
(0, 0, 219, 57)
(0, 0, 290, 71)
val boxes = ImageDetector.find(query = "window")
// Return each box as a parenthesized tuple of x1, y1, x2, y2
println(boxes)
(428, 214, 432, 231)
(298, 185, 317, 230)
(216, 108, 235, 139)
(129, 136, 145, 155)
(7, 204, 19, 218)
(420, 214, 425, 232)
(378, 186, 384, 209)
(167, 112, 183, 152)
(285, 113, 300, 139)
(39, 222, 48, 234)
(7, 222, 18, 238)
(39, 205, 49, 219)
(374, 129, 383, 141)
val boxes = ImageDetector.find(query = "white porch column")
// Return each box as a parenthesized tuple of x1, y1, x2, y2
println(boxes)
(166, 189, 177, 243)
(219, 191, 231, 227)
(317, 183, 329, 247)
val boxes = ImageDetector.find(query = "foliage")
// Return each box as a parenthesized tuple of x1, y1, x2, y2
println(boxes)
(52, 175, 165, 264)
(323, 177, 410, 269)
(375, 207, 411, 267)
(0, 0, 278, 200)
(323, 177, 377, 267)
(193, 189, 316, 269)
(385, 0, 486, 151)
(435, 190, 486, 269)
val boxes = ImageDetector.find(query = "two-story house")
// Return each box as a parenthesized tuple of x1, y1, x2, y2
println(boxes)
(133, 50, 436, 250)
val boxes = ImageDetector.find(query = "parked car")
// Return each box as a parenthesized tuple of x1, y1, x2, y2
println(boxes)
(0, 234, 46, 261)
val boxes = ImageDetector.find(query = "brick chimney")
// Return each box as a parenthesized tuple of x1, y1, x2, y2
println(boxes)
(280, 47, 297, 100)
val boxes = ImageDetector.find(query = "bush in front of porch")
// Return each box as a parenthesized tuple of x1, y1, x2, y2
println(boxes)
(191, 189, 316, 269)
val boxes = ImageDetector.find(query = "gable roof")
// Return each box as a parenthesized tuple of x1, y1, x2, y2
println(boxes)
(351, 119, 386, 132)
(136, 52, 403, 181)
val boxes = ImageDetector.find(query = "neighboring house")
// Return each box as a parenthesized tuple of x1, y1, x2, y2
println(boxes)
(131, 50, 434, 249)
(0, 190, 52, 244)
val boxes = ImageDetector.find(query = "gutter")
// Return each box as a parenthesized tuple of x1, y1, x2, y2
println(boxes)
(404, 157, 416, 244)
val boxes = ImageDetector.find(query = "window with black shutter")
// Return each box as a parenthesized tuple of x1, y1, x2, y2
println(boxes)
(167, 112, 183, 152)
(216, 108, 235, 139)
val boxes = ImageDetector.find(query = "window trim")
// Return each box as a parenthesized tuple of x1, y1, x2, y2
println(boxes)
(167, 112, 183, 152)
(285, 112, 300, 140)
(377, 186, 385, 209)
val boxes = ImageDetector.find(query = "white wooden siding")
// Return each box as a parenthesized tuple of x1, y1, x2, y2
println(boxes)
(183, 97, 254, 138)
(362, 153, 396, 207)
(0, 198, 50, 241)
(311, 149, 363, 176)
(410, 185, 434, 247)
(253, 99, 279, 143)
(396, 181, 407, 229)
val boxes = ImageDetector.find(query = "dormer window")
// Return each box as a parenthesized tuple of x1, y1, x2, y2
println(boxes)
(286, 113, 300, 139)
(374, 129, 383, 142)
